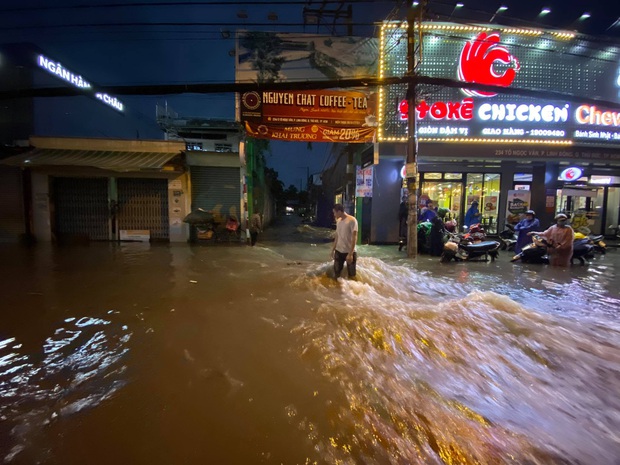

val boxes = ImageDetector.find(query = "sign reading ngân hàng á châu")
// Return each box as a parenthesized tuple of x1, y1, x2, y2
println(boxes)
(240, 89, 377, 143)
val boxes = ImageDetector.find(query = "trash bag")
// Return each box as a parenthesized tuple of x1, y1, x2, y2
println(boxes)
(183, 208, 214, 225)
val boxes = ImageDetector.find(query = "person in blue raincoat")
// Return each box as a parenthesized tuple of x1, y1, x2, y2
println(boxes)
(464, 200, 481, 228)
(513, 210, 540, 254)
(419, 200, 437, 222)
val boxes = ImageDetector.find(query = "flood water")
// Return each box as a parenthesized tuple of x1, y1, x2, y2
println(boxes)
(1, 216, 619, 465)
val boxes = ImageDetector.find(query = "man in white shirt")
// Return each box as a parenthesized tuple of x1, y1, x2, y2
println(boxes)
(331, 203, 358, 278)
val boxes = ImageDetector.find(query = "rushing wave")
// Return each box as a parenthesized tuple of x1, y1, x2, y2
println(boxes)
(291, 257, 620, 464)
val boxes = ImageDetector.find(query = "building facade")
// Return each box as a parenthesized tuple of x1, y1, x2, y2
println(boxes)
(363, 21, 620, 241)
(2, 136, 188, 243)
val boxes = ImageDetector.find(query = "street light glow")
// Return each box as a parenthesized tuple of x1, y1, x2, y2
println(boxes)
(579, 12, 591, 20)
(539, 7, 551, 16)
(456, 3, 464, 8)
(490, 6, 508, 22)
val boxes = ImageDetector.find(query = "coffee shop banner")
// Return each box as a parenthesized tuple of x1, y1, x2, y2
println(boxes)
(236, 31, 379, 143)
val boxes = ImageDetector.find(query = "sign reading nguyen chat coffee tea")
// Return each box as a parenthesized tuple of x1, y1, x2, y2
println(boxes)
(240, 89, 378, 143)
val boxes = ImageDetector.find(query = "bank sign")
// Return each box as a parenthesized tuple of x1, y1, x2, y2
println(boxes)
(380, 23, 620, 146)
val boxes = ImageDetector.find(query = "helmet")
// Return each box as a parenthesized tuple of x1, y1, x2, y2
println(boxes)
(555, 213, 568, 220)
(525, 210, 535, 216)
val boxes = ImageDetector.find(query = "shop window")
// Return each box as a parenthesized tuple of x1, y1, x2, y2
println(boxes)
(466, 173, 501, 234)
(558, 188, 604, 235)
(606, 187, 619, 236)
(421, 181, 462, 225)
(423, 173, 442, 180)
(444, 173, 462, 180)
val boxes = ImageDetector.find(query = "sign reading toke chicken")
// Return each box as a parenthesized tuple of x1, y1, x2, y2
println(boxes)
(241, 89, 378, 143)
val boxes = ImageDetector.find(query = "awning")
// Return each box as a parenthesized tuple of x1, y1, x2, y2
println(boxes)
(0, 148, 182, 172)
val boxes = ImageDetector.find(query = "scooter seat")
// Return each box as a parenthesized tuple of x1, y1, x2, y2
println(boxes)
(460, 240, 500, 252)
(590, 235, 603, 242)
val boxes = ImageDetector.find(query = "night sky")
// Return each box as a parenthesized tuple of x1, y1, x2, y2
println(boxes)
(1, 0, 619, 188)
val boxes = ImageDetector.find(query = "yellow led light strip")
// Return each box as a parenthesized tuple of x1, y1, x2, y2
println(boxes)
(382, 21, 575, 39)
(379, 136, 573, 145)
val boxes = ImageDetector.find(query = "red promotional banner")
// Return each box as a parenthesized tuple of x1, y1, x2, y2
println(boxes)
(240, 89, 377, 143)
(244, 121, 376, 143)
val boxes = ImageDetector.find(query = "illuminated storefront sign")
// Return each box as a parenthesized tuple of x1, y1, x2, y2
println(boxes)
(575, 105, 620, 127)
(379, 22, 620, 148)
(398, 99, 474, 121)
(95, 93, 124, 112)
(479, 103, 568, 123)
(36, 54, 124, 113)
(38, 55, 91, 89)
(559, 167, 583, 181)
(458, 32, 520, 98)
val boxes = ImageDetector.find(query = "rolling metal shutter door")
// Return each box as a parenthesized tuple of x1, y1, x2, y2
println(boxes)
(0, 167, 25, 242)
(53, 177, 109, 241)
(190, 167, 241, 221)
(117, 178, 169, 240)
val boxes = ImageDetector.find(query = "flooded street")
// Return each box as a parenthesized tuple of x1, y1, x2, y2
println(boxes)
(1, 216, 619, 465)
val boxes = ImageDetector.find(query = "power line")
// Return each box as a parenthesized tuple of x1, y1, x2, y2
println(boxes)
(0, 0, 393, 14)
(3, 75, 619, 110)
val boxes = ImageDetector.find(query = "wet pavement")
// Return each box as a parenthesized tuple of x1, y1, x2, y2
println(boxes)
(0, 215, 619, 464)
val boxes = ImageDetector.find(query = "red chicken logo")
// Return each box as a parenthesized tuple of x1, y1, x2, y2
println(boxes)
(458, 32, 520, 98)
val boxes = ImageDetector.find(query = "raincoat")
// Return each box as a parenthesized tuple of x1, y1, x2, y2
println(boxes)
(514, 217, 540, 254)
(539, 224, 574, 267)
(464, 203, 481, 227)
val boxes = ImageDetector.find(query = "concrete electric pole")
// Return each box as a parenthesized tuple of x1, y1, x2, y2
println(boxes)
(405, 2, 424, 258)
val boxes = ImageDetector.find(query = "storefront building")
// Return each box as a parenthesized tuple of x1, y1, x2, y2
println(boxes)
(2, 136, 189, 243)
(369, 21, 620, 241)
(157, 108, 245, 238)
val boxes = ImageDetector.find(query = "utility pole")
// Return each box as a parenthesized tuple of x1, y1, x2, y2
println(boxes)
(406, 3, 424, 258)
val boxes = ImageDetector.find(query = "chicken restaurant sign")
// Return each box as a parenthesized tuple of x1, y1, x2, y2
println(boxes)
(37, 55, 124, 112)
(380, 23, 620, 147)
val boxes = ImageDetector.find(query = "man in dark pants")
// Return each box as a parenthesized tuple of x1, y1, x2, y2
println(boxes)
(330, 203, 358, 279)
(249, 212, 262, 246)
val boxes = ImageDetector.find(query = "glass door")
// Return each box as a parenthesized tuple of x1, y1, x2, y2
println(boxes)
(421, 178, 463, 225)
(605, 186, 620, 237)
(557, 188, 604, 235)
(465, 173, 501, 234)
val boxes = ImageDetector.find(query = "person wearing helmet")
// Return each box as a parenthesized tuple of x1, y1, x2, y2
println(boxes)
(513, 209, 540, 254)
(529, 213, 575, 267)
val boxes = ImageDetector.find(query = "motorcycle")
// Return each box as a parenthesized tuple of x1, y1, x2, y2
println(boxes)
(461, 223, 487, 244)
(510, 234, 594, 265)
(498, 224, 517, 251)
(440, 232, 500, 263)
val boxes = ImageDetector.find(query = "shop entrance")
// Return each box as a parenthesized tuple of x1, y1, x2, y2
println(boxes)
(558, 187, 604, 235)
(420, 175, 463, 225)
(116, 178, 170, 241)
(52, 177, 110, 242)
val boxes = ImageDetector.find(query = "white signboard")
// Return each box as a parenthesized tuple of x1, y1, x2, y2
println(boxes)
(355, 166, 373, 197)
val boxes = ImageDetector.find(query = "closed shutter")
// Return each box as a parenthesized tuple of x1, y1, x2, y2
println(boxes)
(53, 177, 109, 241)
(0, 166, 25, 242)
(117, 178, 169, 241)
(190, 167, 241, 222)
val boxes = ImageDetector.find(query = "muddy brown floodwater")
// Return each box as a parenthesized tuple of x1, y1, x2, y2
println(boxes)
(1, 216, 619, 464)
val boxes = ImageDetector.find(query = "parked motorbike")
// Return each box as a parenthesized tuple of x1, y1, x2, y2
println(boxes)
(440, 232, 500, 263)
(510, 234, 594, 265)
(581, 233, 606, 254)
(461, 223, 487, 243)
(498, 224, 517, 251)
